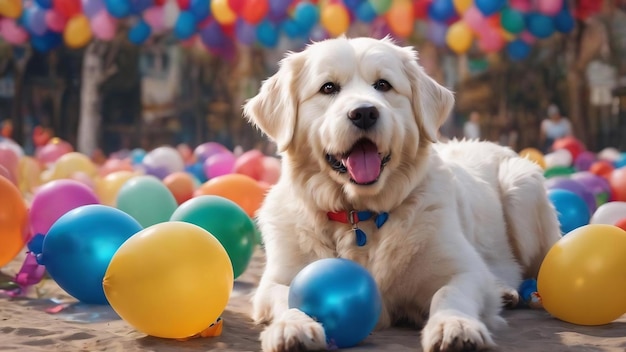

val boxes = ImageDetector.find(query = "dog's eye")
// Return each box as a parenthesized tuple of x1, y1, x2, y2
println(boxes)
(320, 82, 340, 95)
(373, 79, 392, 92)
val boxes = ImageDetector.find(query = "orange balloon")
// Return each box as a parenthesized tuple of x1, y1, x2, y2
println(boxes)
(590, 160, 615, 179)
(0, 175, 28, 267)
(163, 172, 195, 205)
(194, 174, 266, 217)
(386, 0, 414, 38)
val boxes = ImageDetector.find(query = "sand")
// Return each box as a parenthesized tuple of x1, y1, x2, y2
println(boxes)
(1, 249, 625, 352)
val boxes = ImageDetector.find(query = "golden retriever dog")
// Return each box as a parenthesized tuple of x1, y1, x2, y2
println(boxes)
(243, 36, 561, 352)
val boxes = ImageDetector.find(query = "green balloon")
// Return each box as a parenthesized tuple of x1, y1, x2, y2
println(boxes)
(544, 166, 576, 179)
(116, 175, 178, 228)
(501, 8, 525, 34)
(170, 195, 256, 279)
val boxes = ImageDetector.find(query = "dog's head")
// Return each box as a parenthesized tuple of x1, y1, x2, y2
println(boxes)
(244, 37, 454, 208)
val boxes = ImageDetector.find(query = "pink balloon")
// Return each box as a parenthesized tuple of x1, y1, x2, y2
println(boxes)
(144, 6, 165, 31)
(45, 10, 68, 32)
(36, 140, 73, 165)
(234, 149, 265, 181)
(70, 171, 96, 190)
(203, 151, 236, 179)
(537, 0, 563, 16)
(509, 0, 532, 12)
(194, 142, 229, 162)
(0, 164, 16, 185)
(0, 145, 19, 185)
(478, 26, 505, 53)
(0, 19, 29, 45)
(520, 30, 536, 44)
(99, 158, 133, 177)
(260, 156, 281, 185)
(29, 179, 100, 236)
(463, 6, 486, 33)
(91, 10, 117, 40)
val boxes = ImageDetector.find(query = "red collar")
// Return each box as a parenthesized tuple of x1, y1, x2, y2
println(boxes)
(327, 210, 389, 228)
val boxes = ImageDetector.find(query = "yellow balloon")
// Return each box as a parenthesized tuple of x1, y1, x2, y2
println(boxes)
(446, 21, 474, 54)
(537, 224, 626, 326)
(47, 152, 97, 181)
(103, 222, 234, 339)
(519, 147, 546, 169)
(453, 0, 473, 13)
(64, 15, 93, 49)
(18, 156, 41, 194)
(95, 171, 137, 206)
(211, 0, 236, 25)
(321, 4, 350, 37)
(0, 0, 22, 18)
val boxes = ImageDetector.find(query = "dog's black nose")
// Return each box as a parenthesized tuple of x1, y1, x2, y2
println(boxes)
(348, 106, 379, 130)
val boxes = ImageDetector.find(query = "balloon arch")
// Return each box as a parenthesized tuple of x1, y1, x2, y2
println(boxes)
(0, 0, 598, 60)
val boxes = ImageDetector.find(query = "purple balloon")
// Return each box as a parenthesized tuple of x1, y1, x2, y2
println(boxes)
(574, 151, 596, 171)
(26, 7, 47, 36)
(571, 172, 612, 203)
(235, 18, 257, 46)
(82, 0, 105, 18)
(427, 20, 448, 47)
(203, 152, 236, 179)
(546, 177, 597, 214)
(194, 142, 229, 162)
(199, 20, 228, 49)
(29, 180, 100, 236)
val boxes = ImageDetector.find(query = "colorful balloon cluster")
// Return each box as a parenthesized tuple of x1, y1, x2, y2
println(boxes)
(0, 0, 585, 58)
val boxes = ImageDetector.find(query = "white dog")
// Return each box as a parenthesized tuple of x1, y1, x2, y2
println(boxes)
(243, 37, 561, 352)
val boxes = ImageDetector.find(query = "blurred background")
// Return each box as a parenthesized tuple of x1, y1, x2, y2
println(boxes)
(0, 0, 624, 158)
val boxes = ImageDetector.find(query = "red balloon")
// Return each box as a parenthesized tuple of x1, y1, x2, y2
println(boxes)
(553, 136, 586, 161)
(414, 0, 432, 20)
(615, 218, 626, 232)
(228, 0, 246, 13)
(609, 168, 626, 202)
(177, 0, 190, 10)
(590, 160, 615, 179)
(53, 0, 82, 19)
(234, 150, 265, 181)
(241, 0, 269, 24)
(154, 0, 166, 5)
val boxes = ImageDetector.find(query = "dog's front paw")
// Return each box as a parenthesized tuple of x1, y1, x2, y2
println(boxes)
(260, 308, 327, 352)
(421, 313, 495, 352)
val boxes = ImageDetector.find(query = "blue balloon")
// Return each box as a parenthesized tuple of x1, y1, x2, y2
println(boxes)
(288, 258, 382, 349)
(130, 148, 146, 165)
(31, 31, 62, 53)
(185, 162, 207, 183)
(527, 13, 555, 39)
(128, 20, 151, 44)
(548, 189, 590, 235)
(428, 0, 456, 22)
(35, 0, 53, 9)
(190, 0, 211, 21)
(174, 11, 197, 39)
(475, 0, 505, 16)
(130, 0, 154, 14)
(506, 39, 531, 61)
(199, 20, 228, 49)
(344, 0, 364, 11)
(554, 9, 575, 33)
(614, 154, 626, 169)
(293, 2, 319, 32)
(105, 0, 132, 18)
(40, 205, 143, 304)
(355, 1, 377, 23)
(257, 20, 279, 48)
(281, 19, 304, 39)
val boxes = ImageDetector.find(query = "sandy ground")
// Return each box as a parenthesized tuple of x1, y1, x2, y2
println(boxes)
(1, 249, 626, 352)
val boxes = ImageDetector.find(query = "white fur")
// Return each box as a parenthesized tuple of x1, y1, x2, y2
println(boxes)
(244, 37, 561, 352)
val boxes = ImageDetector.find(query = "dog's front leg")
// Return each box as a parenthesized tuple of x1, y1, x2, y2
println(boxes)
(254, 278, 327, 352)
(421, 273, 503, 352)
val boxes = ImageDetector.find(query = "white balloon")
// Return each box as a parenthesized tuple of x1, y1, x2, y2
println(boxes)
(544, 149, 573, 169)
(590, 201, 626, 225)
(0, 138, 24, 158)
(142, 146, 185, 175)
(598, 147, 621, 162)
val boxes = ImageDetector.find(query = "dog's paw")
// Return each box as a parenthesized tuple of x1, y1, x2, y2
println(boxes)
(260, 308, 327, 352)
(421, 313, 495, 352)
(500, 287, 520, 309)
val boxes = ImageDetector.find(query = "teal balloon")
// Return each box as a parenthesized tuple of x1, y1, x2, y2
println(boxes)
(116, 175, 178, 228)
(170, 195, 256, 278)
(289, 258, 382, 348)
(548, 189, 590, 235)
(40, 205, 143, 304)
(501, 8, 525, 34)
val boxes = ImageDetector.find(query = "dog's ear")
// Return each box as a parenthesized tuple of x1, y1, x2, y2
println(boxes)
(243, 52, 304, 152)
(401, 47, 455, 142)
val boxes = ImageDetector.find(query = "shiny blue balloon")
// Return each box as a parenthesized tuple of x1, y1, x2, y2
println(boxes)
(356, 1, 377, 23)
(554, 9, 574, 33)
(40, 205, 143, 304)
(174, 11, 197, 40)
(507, 39, 531, 61)
(105, 0, 132, 18)
(128, 20, 151, 44)
(257, 20, 279, 48)
(475, 0, 506, 16)
(293, 2, 319, 32)
(429, 0, 456, 22)
(288, 258, 382, 349)
(548, 189, 590, 235)
(527, 13, 555, 39)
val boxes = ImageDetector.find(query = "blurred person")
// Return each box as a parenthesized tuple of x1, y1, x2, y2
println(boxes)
(539, 104, 573, 153)
(463, 111, 481, 140)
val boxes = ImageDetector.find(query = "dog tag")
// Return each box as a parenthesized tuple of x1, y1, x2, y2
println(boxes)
(355, 228, 367, 246)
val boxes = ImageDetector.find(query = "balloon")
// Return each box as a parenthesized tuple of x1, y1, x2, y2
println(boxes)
(0, 0, 23, 18)
(501, 7, 525, 34)
(0, 18, 29, 44)
(609, 168, 626, 202)
(571, 172, 612, 206)
(235, 18, 257, 45)
(546, 178, 596, 214)
(256, 19, 279, 47)
(37, 205, 142, 304)
(615, 218, 626, 231)
(463, 5, 486, 33)
(548, 189, 590, 234)
(63, 14, 92, 48)
(173, 10, 197, 39)
(527, 13, 554, 39)
(288, 258, 382, 348)
(18, 156, 42, 193)
(45, 152, 98, 182)
(453, 0, 472, 13)
(598, 147, 621, 162)
(241, 0, 269, 24)
(31, 30, 63, 52)
(194, 142, 229, 163)
(204, 151, 235, 179)
(0, 144, 19, 184)
(142, 146, 185, 179)
(199, 19, 229, 49)
(163, 171, 195, 205)
(128, 19, 151, 44)
(429, 0, 455, 22)
(537, 0, 562, 16)
(427, 19, 448, 47)
(211, 0, 236, 25)
(0, 176, 28, 267)
(45, 9, 68, 32)
(104, 0, 131, 18)
(24, 6, 48, 36)
(506, 39, 530, 61)
(552, 136, 585, 161)
(170, 195, 256, 278)
(591, 201, 626, 226)
(537, 224, 626, 325)
(589, 160, 614, 179)
(82, 0, 105, 17)
(574, 151, 596, 171)
(554, 8, 574, 33)
(116, 175, 178, 227)
(30, 179, 100, 237)
(321, 3, 349, 37)
(190, 0, 209, 21)
(355, 1, 377, 22)
(36, 139, 73, 165)
(544, 149, 573, 168)
(95, 170, 136, 206)
(194, 174, 266, 217)
(519, 148, 546, 169)
(293, 1, 319, 32)
(103, 221, 233, 338)
(446, 21, 473, 54)
(233, 149, 265, 181)
(477, 25, 504, 53)
(143, 6, 165, 31)
(475, 0, 505, 16)
(53, 0, 82, 18)
(386, 0, 414, 38)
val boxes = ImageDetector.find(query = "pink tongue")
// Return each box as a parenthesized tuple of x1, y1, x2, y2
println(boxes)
(343, 141, 382, 184)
